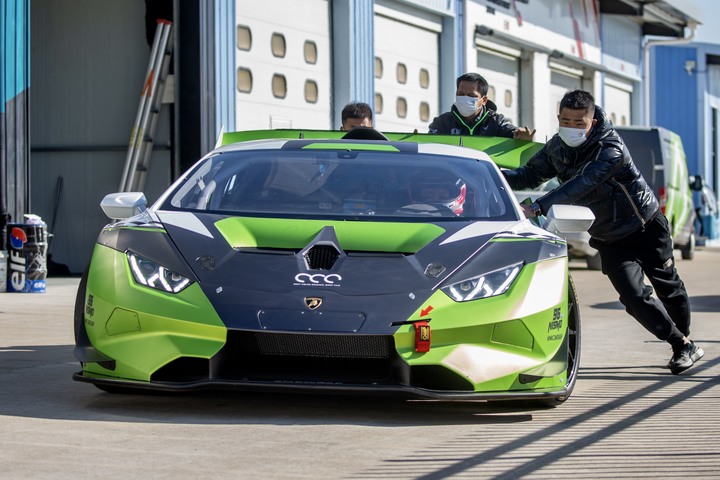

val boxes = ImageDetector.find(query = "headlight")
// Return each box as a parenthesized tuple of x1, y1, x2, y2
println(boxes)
(127, 252, 192, 293)
(441, 262, 523, 302)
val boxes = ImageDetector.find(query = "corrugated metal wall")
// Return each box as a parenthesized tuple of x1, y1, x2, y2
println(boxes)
(653, 45, 699, 173)
(30, 0, 171, 274)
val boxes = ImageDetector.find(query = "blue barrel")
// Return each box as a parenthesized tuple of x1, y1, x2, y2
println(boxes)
(6, 223, 48, 293)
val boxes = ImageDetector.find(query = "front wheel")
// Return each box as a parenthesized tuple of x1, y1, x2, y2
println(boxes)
(73, 268, 89, 345)
(585, 252, 602, 271)
(680, 231, 695, 260)
(518, 275, 582, 408)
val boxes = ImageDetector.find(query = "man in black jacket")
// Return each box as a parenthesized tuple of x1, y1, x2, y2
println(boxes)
(429, 72, 535, 140)
(502, 89, 703, 374)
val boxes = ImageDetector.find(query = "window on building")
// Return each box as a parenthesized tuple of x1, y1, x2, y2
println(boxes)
(375, 93, 383, 114)
(487, 86, 495, 102)
(396, 63, 407, 84)
(420, 68, 430, 89)
(420, 102, 430, 122)
(375, 57, 383, 78)
(271, 33, 286, 58)
(272, 74, 287, 98)
(504, 90, 512, 108)
(304, 80, 318, 103)
(397, 97, 407, 118)
(237, 25, 252, 51)
(237, 67, 252, 93)
(304, 41, 317, 64)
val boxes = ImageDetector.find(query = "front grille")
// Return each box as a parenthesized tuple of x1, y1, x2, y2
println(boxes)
(210, 330, 406, 384)
(304, 244, 340, 270)
(244, 331, 391, 358)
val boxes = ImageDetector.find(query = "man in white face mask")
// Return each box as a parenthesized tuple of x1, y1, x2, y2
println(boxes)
(428, 73, 535, 140)
(502, 89, 703, 375)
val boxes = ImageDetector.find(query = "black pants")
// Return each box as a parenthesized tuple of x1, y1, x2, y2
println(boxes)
(590, 214, 690, 347)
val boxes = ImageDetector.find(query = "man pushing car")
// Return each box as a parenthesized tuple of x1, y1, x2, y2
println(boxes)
(502, 89, 703, 375)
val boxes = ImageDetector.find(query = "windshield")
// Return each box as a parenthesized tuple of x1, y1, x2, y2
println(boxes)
(162, 149, 517, 221)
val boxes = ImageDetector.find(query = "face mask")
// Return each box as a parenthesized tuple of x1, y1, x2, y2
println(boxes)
(558, 127, 588, 147)
(454, 96, 480, 118)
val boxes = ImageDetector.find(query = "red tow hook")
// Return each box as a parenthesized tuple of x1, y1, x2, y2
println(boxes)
(414, 321, 431, 353)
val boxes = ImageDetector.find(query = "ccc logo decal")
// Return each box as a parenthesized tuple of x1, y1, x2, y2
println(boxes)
(294, 273, 342, 286)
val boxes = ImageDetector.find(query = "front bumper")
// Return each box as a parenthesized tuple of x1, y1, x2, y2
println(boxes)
(72, 369, 572, 401)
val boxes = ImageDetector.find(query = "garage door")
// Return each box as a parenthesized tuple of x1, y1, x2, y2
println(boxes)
(549, 64, 583, 135)
(235, 0, 331, 130)
(604, 77, 633, 127)
(374, 6, 440, 133)
(476, 46, 520, 126)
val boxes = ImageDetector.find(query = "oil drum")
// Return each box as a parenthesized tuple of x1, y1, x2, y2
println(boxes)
(6, 223, 48, 293)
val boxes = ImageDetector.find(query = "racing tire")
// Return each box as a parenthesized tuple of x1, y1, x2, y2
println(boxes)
(680, 231, 695, 260)
(73, 268, 89, 345)
(526, 275, 582, 408)
(585, 252, 602, 271)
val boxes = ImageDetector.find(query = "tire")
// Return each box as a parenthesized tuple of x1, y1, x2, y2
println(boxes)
(585, 252, 602, 271)
(559, 275, 581, 399)
(73, 268, 89, 344)
(680, 231, 695, 260)
(521, 275, 582, 408)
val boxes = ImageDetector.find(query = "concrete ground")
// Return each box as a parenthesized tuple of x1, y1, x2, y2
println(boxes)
(1, 248, 719, 479)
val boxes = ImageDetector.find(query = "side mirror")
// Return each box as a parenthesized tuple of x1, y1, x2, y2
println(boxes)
(101, 192, 147, 219)
(544, 205, 595, 235)
(689, 175, 704, 191)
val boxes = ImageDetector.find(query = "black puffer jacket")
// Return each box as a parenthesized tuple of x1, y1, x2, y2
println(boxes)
(428, 100, 517, 137)
(502, 106, 659, 243)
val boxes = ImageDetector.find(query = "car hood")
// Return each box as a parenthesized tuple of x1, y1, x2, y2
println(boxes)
(157, 211, 521, 294)
(154, 211, 557, 332)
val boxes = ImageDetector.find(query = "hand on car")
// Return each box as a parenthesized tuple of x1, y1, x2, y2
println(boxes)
(520, 202, 537, 218)
(513, 126, 536, 141)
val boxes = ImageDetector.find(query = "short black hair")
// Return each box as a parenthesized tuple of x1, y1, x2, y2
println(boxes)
(341, 102, 373, 123)
(559, 90, 595, 115)
(456, 73, 489, 96)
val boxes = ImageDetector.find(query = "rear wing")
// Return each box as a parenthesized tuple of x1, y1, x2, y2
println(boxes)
(219, 129, 542, 169)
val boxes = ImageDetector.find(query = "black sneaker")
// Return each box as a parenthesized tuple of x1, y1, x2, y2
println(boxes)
(668, 341, 704, 375)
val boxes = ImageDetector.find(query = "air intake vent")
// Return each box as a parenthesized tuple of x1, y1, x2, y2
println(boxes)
(304, 244, 340, 270)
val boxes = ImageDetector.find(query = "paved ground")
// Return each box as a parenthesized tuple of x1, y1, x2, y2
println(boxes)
(1, 248, 719, 479)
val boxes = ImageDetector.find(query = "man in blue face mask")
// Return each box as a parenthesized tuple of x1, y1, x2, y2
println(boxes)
(502, 89, 703, 375)
(428, 72, 535, 140)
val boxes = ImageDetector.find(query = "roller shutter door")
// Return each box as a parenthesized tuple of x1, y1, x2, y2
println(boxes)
(604, 78, 633, 127)
(235, 0, 331, 130)
(476, 47, 520, 126)
(374, 9, 440, 133)
(549, 65, 583, 132)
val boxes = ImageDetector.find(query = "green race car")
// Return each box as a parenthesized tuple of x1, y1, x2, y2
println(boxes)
(73, 130, 593, 405)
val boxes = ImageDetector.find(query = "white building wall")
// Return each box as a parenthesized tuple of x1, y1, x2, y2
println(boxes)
(466, 0, 602, 63)
(464, 0, 603, 141)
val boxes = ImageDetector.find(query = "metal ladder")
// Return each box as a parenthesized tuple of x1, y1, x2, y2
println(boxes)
(119, 19, 174, 193)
